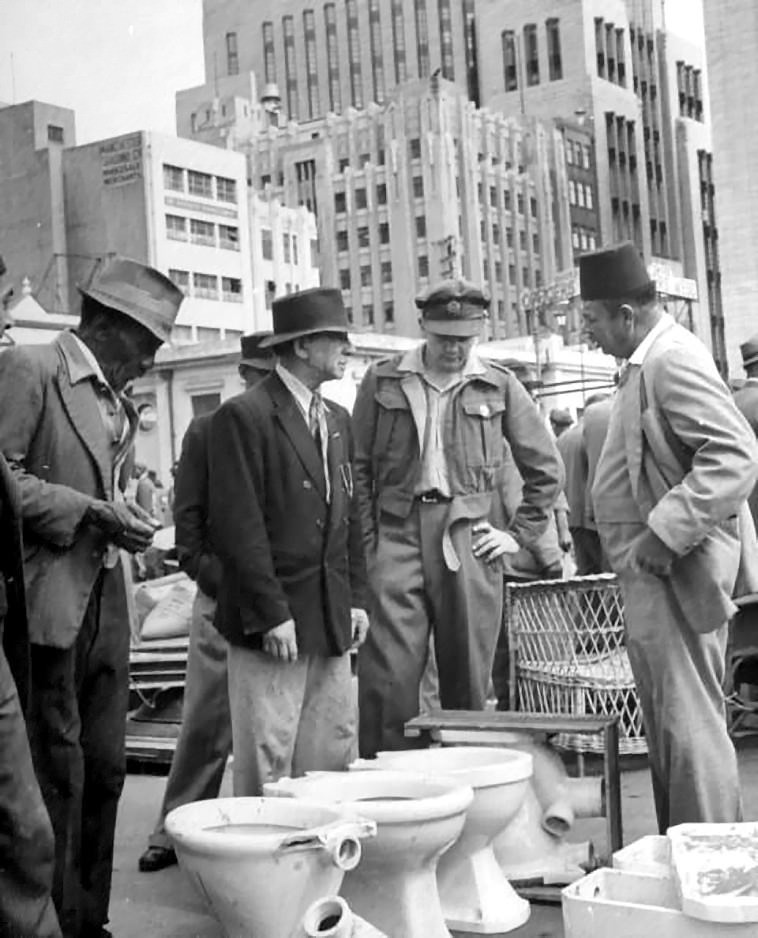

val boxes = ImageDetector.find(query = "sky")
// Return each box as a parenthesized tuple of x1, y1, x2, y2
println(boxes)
(0, 0, 705, 146)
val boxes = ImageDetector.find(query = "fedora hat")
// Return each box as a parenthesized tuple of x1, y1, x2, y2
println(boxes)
(579, 241, 654, 302)
(261, 287, 349, 347)
(240, 331, 275, 368)
(416, 277, 490, 337)
(740, 334, 758, 369)
(79, 256, 183, 344)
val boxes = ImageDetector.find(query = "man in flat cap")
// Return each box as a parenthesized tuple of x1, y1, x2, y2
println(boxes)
(208, 288, 369, 795)
(733, 333, 758, 532)
(0, 256, 183, 937)
(138, 332, 274, 873)
(581, 241, 758, 832)
(353, 277, 562, 755)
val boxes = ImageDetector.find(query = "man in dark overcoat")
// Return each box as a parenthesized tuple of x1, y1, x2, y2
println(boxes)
(0, 257, 183, 938)
(209, 288, 369, 796)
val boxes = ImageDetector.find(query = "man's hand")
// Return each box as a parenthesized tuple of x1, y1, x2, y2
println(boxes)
(86, 500, 156, 553)
(262, 618, 298, 662)
(630, 528, 676, 578)
(472, 522, 520, 564)
(556, 511, 573, 553)
(126, 498, 161, 528)
(350, 608, 370, 650)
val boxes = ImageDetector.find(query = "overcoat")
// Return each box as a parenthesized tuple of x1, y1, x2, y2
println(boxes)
(208, 371, 368, 657)
(0, 452, 29, 704)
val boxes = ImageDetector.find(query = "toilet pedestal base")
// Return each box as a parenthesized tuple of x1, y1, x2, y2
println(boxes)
(342, 866, 452, 938)
(439, 845, 531, 934)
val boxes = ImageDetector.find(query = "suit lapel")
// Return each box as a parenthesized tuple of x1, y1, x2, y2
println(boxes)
(619, 365, 643, 500)
(269, 375, 327, 501)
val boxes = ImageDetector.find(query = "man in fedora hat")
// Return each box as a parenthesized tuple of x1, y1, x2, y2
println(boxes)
(138, 332, 275, 873)
(581, 241, 758, 832)
(208, 288, 369, 795)
(0, 255, 183, 937)
(734, 333, 758, 530)
(352, 277, 562, 755)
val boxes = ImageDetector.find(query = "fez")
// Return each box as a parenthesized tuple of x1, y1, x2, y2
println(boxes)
(79, 256, 183, 345)
(579, 241, 655, 302)
(261, 287, 349, 347)
(416, 277, 490, 336)
(240, 331, 275, 368)
(740, 334, 758, 370)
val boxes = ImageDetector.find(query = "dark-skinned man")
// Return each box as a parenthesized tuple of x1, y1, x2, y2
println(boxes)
(581, 241, 758, 831)
(0, 257, 183, 938)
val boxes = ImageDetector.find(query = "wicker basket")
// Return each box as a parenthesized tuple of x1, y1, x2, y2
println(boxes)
(506, 573, 647, 756)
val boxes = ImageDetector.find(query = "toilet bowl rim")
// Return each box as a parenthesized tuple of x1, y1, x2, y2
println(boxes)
(353, 747, 534, 787)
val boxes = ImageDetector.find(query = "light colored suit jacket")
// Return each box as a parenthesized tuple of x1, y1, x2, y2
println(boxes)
(624, 319, 758, 632)
(0, 330, 137, 648)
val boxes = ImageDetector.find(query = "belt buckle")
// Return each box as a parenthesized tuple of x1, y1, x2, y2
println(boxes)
(418, 490, 442, 504)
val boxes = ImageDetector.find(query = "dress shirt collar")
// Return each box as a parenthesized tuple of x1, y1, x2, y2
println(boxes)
(397, 342, 487, 379)
(629, 312, 673, 366)
(276, 362, 316, 421)
(69, 331, 114, 391)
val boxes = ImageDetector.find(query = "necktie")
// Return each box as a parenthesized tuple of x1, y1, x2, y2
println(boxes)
(309, 392, 331, 502)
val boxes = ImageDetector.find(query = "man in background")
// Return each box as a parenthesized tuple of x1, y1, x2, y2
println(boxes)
(138, 333, 275, 872)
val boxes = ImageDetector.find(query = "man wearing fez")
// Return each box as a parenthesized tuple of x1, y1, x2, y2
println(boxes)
(733, 333, 758, 532)
(581, 241, 758, 831)
(353, 278, 562, 755)
(209, 289, 369, 795)
(138, 332, 275, 872)
(0, 256, 183, 937)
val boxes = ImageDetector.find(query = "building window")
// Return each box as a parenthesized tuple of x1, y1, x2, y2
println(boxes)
(377, 182, 387, 204)
(568, 180, 577, 204)
(379, 221, 390, 243)
(517, 193, 524, 214)
(360, 265, 371, 286)
(355, 188, 368, 209)
(216, 176, 237, 203)
(357, 226, 370, 247)
(193, 272, 218, 299)
(504, 190, 512, 211)
(532, 233, 540, 253)
(418, 255, 429, 278)
(335, 191, 347, 213)
(309, 237, 319, 264)
(226, 32, 239, 76)
(492, 223, 500, 244)
(283, 15, 299, 120)
(391, 0, 407, 83)
(410, 137, 421, 159)
(585, 185, 594, 210)
(502, 30, 518, 92)
(337, 229, 349, 251)
(338, 157, 350, 172)
(219, 224, 240, 250)
(381, 260, 392, 283)
(384, 301, 395, 323)
(363, 304, 375, 325)
(490, 185, 497, 207)
(546, 18, 562, 81)
(530, 196, 537, 217)
(292, 235, 299, 264)
(188, 170, 213, 198)
(165, 214, 187, 241)
(190, 218, 215, 246)
(163, 164, 184, 191)
(416, 215, 426, 238)
(261, 228, 273, 259)
(47, 123, 64, 143)
(222, 276, 243, 301)
(283, 233, 292, 263)
(324, 3, 342, 112)
(303, 9, 321, 118)
(616, 27, 626, 86)
(462, 0, 478, 104)
(262, 22, 276, 82)
(369, 0, 386, 102)
(523, 24, 539, 86)
(340, 268, 351, 289)
(346, 0, 364, 108)
(519, 229, 527, 250)
(414, 0, 430, 78)
(438, 0, 454, 80)
(168, 269, 190, 293)
(595, 18, 605, 78)
(412, 175, 424, 198)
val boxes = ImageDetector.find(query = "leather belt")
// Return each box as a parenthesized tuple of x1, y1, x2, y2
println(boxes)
(415, 490, 452, 504)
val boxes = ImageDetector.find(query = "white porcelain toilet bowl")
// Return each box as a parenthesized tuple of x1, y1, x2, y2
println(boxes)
(165, 797, 375, 938)
(264, 770, 473, 938)
(354, 747, 534, 934)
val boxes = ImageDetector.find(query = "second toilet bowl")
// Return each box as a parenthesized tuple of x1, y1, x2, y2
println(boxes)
(265, 770, 473, 938)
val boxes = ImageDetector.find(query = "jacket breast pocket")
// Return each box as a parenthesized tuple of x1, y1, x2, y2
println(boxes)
(373, 386, 412, 461)
(460, 397, 507, 468)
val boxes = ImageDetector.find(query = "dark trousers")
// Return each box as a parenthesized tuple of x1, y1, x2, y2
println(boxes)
(0, 640, 61, 938)
(28, 572, 129, 938)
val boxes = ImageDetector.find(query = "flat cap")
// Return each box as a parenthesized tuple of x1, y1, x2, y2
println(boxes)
(416, 277, 490, 336)
(579, 241, 654, 302)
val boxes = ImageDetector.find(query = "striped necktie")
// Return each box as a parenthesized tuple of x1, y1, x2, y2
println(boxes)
(308, 392, 330, 502)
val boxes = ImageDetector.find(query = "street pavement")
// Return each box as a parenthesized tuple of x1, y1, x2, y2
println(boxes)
(108, 740, 758, 938)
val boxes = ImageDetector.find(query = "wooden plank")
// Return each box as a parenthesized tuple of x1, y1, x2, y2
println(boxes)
(405, 708, 618, 738)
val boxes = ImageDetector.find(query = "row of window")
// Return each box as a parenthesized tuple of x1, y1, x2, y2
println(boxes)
(501, 18, 563, 93)
(482, 261, 537, 289)
(260, 229, 301, 264)
(566, 139, 592, 169)
(168, 269, 243, 302)
(343, 300, 396, 328)
(480, 220, 539, 254)
(571, 227, 598, 253)
(595, 18, 627, 88)
(336, 222, 391, 252)
(165, 215, 240, 250)
(163, 164, 237, 203)
(339, 259, 393, 290)
(568, 180, 594, 211)
(478, 185, 535, 217)
(676, 61, 705, 122)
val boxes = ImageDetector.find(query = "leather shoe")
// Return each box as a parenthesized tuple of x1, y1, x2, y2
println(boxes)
(138, 845, 177, 872)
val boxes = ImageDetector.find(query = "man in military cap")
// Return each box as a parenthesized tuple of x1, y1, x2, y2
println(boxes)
(0, 256, 183, 937)
(353, 277, 562, 755)
(208, 288, 369, 795)
(582, 241, 758, 831)
(733, 333, 758, 531)
(138, 332, 275, 873)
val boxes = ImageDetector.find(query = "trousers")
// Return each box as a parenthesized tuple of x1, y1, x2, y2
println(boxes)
(0, 641, 61, 938)
(149, 590, 230, 848)
(28, 572, 129, 938)
(358, 501, 502, 756)
(228, 646, 356, 795)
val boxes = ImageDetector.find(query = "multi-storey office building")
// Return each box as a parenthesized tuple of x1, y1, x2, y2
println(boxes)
(178, 72, 573, 339)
